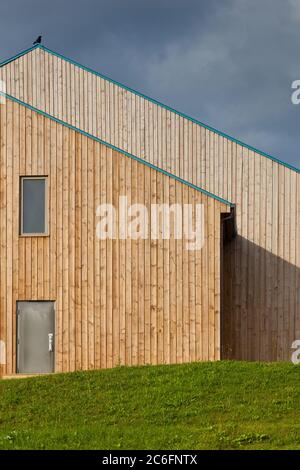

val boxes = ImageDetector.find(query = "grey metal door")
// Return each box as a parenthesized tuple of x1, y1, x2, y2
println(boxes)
(17, 301, 55, 374)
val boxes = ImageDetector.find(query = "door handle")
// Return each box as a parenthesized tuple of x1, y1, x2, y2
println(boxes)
(48, 333, 54, 352)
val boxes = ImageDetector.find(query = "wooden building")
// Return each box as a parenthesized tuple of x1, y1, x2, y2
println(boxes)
(0, 43, 299, 374)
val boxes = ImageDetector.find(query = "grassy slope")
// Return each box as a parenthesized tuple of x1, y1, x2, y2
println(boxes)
(0, 361, 299, 450)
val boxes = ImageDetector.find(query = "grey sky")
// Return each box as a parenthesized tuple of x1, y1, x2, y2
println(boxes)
(0, 0, 300, 168)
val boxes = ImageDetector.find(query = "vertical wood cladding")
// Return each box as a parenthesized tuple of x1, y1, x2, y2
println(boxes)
(0, 99, 230, 374)
(0, 46, 299, 361)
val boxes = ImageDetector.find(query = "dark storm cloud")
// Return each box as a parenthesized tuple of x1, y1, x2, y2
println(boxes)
(0, 0, 300, 167)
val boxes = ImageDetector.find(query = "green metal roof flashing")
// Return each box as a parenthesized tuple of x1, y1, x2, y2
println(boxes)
(0, 90, 234, 208)
(1, 43, 299, 175)
(0, 44, 39, 68)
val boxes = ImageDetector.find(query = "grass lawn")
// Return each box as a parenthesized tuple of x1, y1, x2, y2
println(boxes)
(0, 361, 299, 450)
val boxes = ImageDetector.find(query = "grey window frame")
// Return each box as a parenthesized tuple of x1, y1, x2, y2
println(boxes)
(20, 176, 49, 236)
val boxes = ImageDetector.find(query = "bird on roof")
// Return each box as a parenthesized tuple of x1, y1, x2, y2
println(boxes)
(33, 35, 42, 45)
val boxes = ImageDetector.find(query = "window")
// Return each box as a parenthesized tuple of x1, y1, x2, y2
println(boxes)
(20, 177, 48, 235)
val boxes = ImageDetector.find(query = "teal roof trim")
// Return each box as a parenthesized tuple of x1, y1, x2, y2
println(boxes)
(1, 43, 299, 175)
(0, 44, 39, 68)
(40, 46, 300, 175)
(0, 90, 234, 208)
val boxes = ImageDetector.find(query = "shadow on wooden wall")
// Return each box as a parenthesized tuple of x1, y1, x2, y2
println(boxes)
(222, 235, 300, 362)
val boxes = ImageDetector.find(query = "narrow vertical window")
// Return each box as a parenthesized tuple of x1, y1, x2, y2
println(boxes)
(20, 177, 48, 235)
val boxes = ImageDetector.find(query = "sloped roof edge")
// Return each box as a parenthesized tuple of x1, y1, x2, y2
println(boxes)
(0, 44, 39, 68)
(0, 90, 235, 208)
(1, 43, 299, 175)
